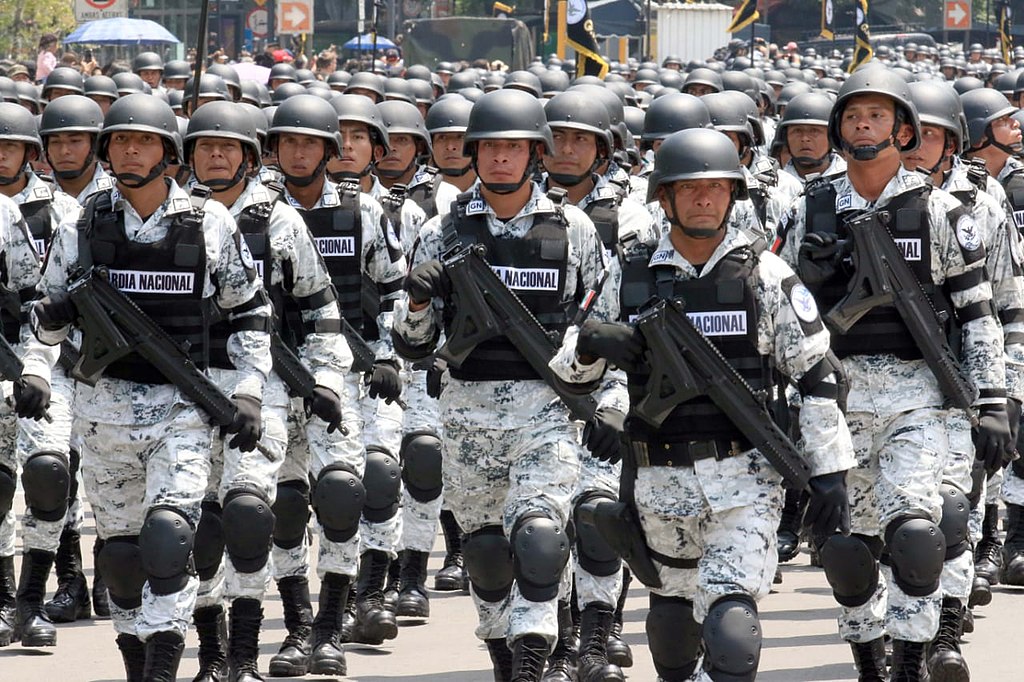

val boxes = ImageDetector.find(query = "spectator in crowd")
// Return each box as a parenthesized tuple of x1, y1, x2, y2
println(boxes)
(36, 33, 59, 83)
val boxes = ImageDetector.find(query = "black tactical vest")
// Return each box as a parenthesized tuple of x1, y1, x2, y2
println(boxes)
(406, 167, 441, 219)
(582, 190, 620, 252)
(805, 180, 953, 360)
(442, 192, 575, 381)
(1002, 167, 1024, 234)
(18, 183, 55, 259)
(77, 188, 208, 383)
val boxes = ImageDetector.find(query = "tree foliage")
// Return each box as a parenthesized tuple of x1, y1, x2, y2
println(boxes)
(0, 0, 76, 60)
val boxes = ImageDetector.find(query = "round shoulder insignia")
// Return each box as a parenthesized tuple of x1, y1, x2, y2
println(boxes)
(238, 237, 256, 270)
(955, 213, 982, 252)
(790, 283, 819, 323)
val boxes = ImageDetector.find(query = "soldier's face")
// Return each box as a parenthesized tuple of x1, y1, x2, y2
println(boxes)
(543, 129, 599, 178)
(346, 88, 382, 104)
(431, 131, 470, 172)
(377, 133, 419, 173)
(475, 139, 533, 185)
(684, 83, 715, 97)
(838, 95, 912, 152)
(331, 122, 382, 175)
(277, 133, 328, 177)
(46, 133, 93, 173)
(989, 115, 1022, 149)
(901, 124, 950, 173)
(47, 88, 76, 102)
(164, 78, 187, 91)
(192, 137, 247, 185)
(106, 131, 164, 177)
(88, 95, 115, 116)
(138, 69, 162, 88)
(786, 124, 829, 161)
(660, 179, 733, 231)
(0, 141, 31, 177)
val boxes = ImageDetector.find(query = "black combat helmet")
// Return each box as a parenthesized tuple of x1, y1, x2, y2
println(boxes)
(464, 88, 552, 193)
(642, 93, 711, 147)
(39, 94, 103, 179)
(828, 66, 921, 158)
(961, 87, 1020, 152)
(184, 100, 261, 188)
(97, 94, 182, 187)
(0, 102, 43, 184)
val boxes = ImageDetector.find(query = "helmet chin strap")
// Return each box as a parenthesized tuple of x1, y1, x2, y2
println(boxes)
(0, 148, 29, 186)
(473, 155, 537, 195)
(199, 159, 248, 190)
(664, 193, 733, 239)
(438, 163, 472, 177)
(285, 154, 330, 187)
(115, 159, 169, 189)
(840, 118, 902, 161)
(47, 142, 97, 181)
(374, 156, 415, 180)
(792, 152, 830, 170)
(546, 157, 603, 189)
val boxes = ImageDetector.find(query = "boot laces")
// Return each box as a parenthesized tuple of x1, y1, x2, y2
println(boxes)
(513, 637, 549, 681)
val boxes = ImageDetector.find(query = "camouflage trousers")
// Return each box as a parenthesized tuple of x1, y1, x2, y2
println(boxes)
(358, 374, 404, 557)
(942, 411, 975, 602)
(272, 373, 365, 580)
(197, 374, 289, 609)
(573, 445, 623, 609)
(440, 378, 580, 646)
(634, 450, 783, 623)
(400, 368, 444, 554)
(78, 404, 212, 641)
(1001, 462, 1024, 505)
(840, 408, 947, 643)
(0, 369, 75, 556)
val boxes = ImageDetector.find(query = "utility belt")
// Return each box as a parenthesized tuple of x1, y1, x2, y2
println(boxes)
(627, 437, 752, 468)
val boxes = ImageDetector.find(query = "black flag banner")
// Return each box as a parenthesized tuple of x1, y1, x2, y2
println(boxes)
(820, 0, 835, 40)
(850, 0, 873, 72)
(999, 1, 1013, 66)
(727, 0, 760, 34)
(566, 0, 609, 78)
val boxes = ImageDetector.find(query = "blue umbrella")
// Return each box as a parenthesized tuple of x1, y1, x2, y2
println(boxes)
(343, 33, 397, 51)
(64, 18, 181, 45)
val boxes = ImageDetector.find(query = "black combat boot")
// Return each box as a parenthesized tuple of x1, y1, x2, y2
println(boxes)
(396, 550, 430, 618)
(1001, 503, 1024, 585)
(92, 537, 110, 618)
(383, 549, 402, 613)
(143, 630, 186, 682)
(115, 632, 146, 682)
(228, 598, 265, 682)
(268, 576, 313, 677)
(340, 590, 357, 643)
(191, 605, 227, 682)
(353, 550, 398, 644)
(512, 634, 550, 682)
(971, 503, 1002, 607)
(435, 509, 467, 591)
(0, 555, 16, 647)
(487, 638, 514, 682)
(577, 602, 624, 682)
(777, 487, 805, 563)
(849, 638, 888, 682)
(44, 527, 91, 623)
(541, 600, 577, 681)
(891, 639, 930, 682)
(310, 572, 350, 676)
(927, 597, 969, 682)
(15, 549, 56, 647)
(605, 569, 632, 668)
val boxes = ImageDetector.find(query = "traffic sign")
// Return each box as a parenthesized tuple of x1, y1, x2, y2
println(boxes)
(75, 0, 128, 22)
(945, 0, 972, 30)
(247, 8, 269, 38)
(278, 0, 313, 34)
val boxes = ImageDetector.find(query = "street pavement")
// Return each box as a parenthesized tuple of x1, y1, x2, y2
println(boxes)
(1, 503, 1022, 681)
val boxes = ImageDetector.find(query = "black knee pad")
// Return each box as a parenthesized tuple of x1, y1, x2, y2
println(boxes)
(273, 479, 310, 549)
(574, 490, 622, 577)
(97, 535, 147, 609)
(362, 446, 400, 523)
(646, 593, 701, 681)
(0, 464, 15, 517)
(703, 594, 761, 682)
(463, 525, 514, 603)
(313, 463, 364, 543)
(510, 512, 570, 603)
(21, 450, 70, 522)
(223, 488, 275, 573)
(884, 515, 945, 597)
(938, 483, 971, 561)
(193, 501, 224, 582)
(139, 506, 195, 596)
(400, 430, 443, 503)
(819, 533, 882, 607)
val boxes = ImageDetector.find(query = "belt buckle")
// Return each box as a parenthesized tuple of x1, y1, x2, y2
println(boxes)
(688, 440, 718, 461)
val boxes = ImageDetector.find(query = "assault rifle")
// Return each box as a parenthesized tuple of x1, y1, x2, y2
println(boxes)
(825, 211, 979, 426)
(633, 299, 812, 490)
(438, 244, 598, 422)
(67, 267, 274, 459)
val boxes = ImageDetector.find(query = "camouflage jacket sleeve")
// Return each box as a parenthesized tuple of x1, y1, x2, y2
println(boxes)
(361, 194, 408, 361)
(23, 214, 76, 382)
(757, 250, 855, 477)
(269, 201, 352, 398)
(392, 216, 444, 354)
(205, 201, 271, 401)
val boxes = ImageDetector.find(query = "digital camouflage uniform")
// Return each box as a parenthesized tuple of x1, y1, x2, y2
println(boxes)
(780, 152, 847, 186)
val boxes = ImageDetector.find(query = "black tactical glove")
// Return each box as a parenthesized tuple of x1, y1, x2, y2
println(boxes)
(974, 403, 1013, 476)
(14, 375, 50, 421)
(367, 359, 402, 404)
(1009, 398, 1022, 455)
(581, 408, 626, 464)
(803, 471, 851, 538)
(226, 395, 263, 452)
(307, 385, 344, 434)
(404, 259, 450, 305)
(797, 232, 842, 289)
(576, 320, 645, 372)
(34, 291, 77, 331)
(426, 358, 446, 400)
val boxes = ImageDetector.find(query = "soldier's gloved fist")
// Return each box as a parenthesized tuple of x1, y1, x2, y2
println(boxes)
(974, 404, 1013, 475)
(797, 232, 841, 287)
(576, 320, 645, 371)
(367, 359, 402, 404)
(803, 471, 851, 538)
(404, 259, 450, 305)
(34, 291, 77, 331)
(227, 395, 263, 452)
(307, 385, 344, 434)
(1009, 398, 1022, 453)
(581, 408, 626, 464)
(14, 375, 50, 421)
